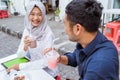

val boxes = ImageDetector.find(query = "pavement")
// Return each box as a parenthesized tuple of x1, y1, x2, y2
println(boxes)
(0, 13, 119, 80)
(0, 13, 79, 80)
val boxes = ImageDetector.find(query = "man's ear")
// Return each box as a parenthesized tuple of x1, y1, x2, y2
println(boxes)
(73, 24, 82, 35)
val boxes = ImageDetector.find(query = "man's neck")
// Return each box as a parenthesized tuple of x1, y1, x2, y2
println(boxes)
(78, 31, 98, 48)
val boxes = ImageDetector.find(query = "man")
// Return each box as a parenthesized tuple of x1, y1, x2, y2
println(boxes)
(58, 0, 119, 80)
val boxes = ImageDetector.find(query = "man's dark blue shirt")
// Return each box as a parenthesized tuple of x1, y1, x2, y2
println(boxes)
(65, 31, 119, 80)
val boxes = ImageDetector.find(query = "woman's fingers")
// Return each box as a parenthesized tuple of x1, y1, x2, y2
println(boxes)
(24, 36, 30, 43)
(24, 38, 31, 46)
(21, 76, 25, 79)
(43, 48, 53, 55)
(14, 76, 25, 80)
(43, 48, 58, 55)
(25, 41, 31, 46)
(24, 36, 29, 39)
(6, 68, 11, 73)
(6, 64, 19, 73)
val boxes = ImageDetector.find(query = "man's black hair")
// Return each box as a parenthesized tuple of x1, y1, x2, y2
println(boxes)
(65, 0, 103, 32)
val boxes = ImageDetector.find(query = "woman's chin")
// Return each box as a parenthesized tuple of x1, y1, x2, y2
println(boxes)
(32, 24, 39, 27)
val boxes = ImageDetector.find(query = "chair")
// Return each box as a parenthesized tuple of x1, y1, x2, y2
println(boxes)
(0, 11, 2, 18)
(0, 10, 9, 19)
(114, 30, 120, 52)
(56, 74, 61, 80)
(0, 10, 5, 18)
(3, 10, 9, 18)
(103, 22, 120, 41)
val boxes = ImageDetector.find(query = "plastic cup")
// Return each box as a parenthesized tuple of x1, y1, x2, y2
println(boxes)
(48, 57, 58, 69)
(46, 50, 59, 69)
(29, 36, 37, 48)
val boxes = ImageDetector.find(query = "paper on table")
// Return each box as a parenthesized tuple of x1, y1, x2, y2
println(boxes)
(18, 69, 55, 80)
(0, 69, 9, 80)
(0, 64, 5, 71)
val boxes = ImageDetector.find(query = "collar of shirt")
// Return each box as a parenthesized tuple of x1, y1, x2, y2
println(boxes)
(76, 31, 107, 62)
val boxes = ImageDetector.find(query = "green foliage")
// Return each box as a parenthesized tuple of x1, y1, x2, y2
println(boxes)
(55, 8, 60, 16)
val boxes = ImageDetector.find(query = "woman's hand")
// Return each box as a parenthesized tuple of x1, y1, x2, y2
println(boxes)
(43, 48, 56, 55)
(43, 48, 60, 63)
(24, 36, 31, 46)
(23, 36, 37, 50)
(14, 75, 25, 80)
(23, 36, 31, 51)
(6, 64, 19, 73)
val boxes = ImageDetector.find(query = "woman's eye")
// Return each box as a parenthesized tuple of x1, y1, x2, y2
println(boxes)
(38, 14, 42, 16)
(30, 13, 34, 16)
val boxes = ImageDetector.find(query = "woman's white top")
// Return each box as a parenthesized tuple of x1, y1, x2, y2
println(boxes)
(16, 1, 58, 77)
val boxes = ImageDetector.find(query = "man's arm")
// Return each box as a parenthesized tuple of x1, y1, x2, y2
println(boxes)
(59, 51, 77, 67)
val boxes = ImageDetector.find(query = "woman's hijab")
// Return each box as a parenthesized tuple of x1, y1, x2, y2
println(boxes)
(24, 0, 48, 40)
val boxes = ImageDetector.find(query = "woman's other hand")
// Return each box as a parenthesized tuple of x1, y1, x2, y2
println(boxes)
(14, 75, 25, 80)
(43, 48, 54, 55)
(6, 64, 19, 73)
(43, 48, 60, 62)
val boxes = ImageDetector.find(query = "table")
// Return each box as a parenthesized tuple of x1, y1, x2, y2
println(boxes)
(0, 54, 17, 64)
(18, 70, 55, 80)
(0, 54, 55, 80)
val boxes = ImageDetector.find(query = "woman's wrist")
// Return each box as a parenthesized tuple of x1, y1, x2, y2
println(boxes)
(23, 45, 28, 51)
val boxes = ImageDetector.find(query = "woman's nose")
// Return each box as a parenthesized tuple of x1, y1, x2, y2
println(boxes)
(34, 15, 38, 19)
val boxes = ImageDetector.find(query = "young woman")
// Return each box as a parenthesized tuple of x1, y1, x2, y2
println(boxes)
(7, 0, 59, 78)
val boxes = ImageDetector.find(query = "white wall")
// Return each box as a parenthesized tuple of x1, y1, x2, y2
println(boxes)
(59, 0, 114, 21)
(97, 0, 114, 23)
(59, 0, 72, 21)
(10, 0, 55, 15)
(10, 0, 30, 15)
(0, 0, 1, 5)
(51, 0, 55, 10)
(49, 0, 54, 6)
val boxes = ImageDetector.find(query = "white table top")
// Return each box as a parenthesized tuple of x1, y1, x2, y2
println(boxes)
(0, 54, 55, 80)
(0, 54, 17, 64)
(18, 70, 55, 80)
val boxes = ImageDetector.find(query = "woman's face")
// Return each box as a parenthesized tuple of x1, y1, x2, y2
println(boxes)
(29, 7, 43, 27)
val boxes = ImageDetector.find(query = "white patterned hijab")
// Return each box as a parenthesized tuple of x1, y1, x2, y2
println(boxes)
(24, 0, 47, 40)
